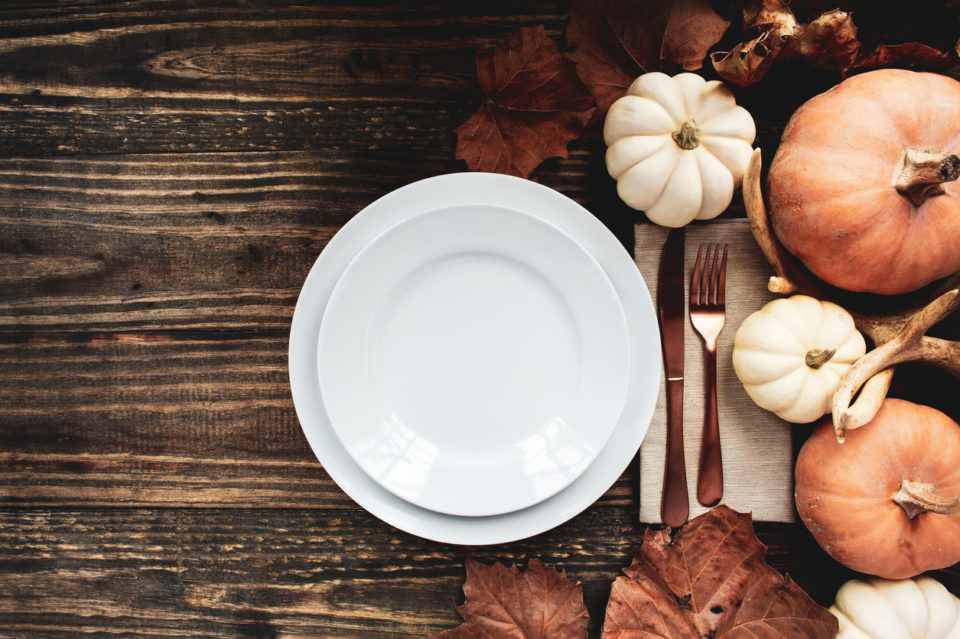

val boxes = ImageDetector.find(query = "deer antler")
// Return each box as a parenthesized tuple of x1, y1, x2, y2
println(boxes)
(832, 289, 960, 441)
(742, 148, 960, 442)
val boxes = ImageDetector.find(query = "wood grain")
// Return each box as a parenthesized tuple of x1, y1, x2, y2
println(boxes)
(1, 1, 958, 637)
(0, 151, 338, 333)
(3, 505, 934, 638)
(0, 2, 566, 156)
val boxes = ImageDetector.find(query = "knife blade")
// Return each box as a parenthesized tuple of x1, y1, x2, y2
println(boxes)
(657, 227, 688, 527)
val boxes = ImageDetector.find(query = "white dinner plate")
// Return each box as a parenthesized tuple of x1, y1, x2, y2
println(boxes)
(289, 172, 661, 545)
(318, 204, 630, 516)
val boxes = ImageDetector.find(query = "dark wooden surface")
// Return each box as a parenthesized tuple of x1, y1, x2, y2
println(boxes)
(1, 2, 957, 637)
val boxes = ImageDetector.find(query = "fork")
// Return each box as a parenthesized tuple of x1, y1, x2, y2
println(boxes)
(690, 244, 728, 507)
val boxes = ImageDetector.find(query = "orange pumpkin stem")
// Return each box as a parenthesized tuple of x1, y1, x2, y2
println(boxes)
(893, 480, 960, 519)
(895, 149, 960, 207)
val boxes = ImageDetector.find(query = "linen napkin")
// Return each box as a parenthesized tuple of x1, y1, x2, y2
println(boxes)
(635, 219, 796, 523)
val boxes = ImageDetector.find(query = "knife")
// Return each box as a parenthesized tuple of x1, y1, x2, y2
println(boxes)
(657, 227, 688, 528)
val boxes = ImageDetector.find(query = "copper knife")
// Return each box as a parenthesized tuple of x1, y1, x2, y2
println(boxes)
(657, 227, 688, 527)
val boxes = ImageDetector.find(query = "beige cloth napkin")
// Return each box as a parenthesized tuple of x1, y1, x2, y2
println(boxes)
(635, 219, 795, 523)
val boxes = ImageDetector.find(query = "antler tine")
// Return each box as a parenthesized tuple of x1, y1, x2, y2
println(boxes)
(742, 149, 819, 297)
(832, 289, 960, 442)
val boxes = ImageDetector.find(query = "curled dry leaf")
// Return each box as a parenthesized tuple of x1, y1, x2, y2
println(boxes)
(710, 0, 797, 86)
(455, 26, 595, 178)
(711, 0, 860, 86)
(856, 42, 956, 71)
(790, 9, 860, 72)
(601, 506, 838, 639)
(430, 557, 589, 639)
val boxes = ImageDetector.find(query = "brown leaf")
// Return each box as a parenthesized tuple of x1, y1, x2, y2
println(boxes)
(660, 0, 732, 71)
(565, 0, 730, 121)
(856, 42, 955, 71)
(600, 506, 839, 639)
(711, 0, 797, 86)
(712, 1, 861, 86)
(788, 9, 860, 71)
(455, 26, 595, 178)
(430, 557, 589, 639)
(564, 0, 637, 119)
(599, 0, 671, 74)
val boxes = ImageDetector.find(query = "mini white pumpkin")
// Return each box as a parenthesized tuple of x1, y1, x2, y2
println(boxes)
(603, 72, 755, 227)
(831, 576, 960, 639)
(732, 295, 866, 423)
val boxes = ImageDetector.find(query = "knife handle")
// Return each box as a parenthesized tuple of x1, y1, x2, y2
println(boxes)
(661, 377, 688, 528)
(697, 348, 723, 507)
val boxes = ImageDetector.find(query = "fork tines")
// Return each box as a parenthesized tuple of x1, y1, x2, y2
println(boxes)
(691, 244, 728, 308)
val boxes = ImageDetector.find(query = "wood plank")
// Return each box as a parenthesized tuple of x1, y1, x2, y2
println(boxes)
(0, 506, 919, 637)
(0, 148, 639, 333)
(0, 2, 567, 156)
(0, 151, 406, 333)
(0, 333, 636, 508)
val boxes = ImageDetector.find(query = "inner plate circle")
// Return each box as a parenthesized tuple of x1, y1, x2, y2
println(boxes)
(317, 204, 630, 516)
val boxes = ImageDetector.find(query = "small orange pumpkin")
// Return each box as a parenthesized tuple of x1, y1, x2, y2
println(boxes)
(768, 69, 960, 295)
(795, 398, 960, 579)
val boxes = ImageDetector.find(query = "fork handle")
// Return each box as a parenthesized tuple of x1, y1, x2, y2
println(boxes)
(661, 377, 688, 527)
(697, 348, 723, 507)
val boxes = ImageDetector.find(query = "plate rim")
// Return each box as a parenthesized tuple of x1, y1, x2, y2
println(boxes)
(316, 202, 632, 517)
(289, 171, 661, 545)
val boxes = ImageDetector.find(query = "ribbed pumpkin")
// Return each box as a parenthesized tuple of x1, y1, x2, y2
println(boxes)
(768, 69, 960, 295)
(831, 576, 960, 639)
(795, 398, 960, 579)
(732, 295, 865, 423)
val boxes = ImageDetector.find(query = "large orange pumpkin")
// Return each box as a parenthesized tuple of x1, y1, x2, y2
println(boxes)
(795, 398, 960, 579)
(768, 69, 960, 295)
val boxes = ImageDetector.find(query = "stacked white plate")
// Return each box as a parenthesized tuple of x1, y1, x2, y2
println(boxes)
(289, 172, 660, 544)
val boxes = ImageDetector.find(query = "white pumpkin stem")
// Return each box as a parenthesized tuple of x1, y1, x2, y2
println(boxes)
(893, 480, 960, 519)
(672, 120, 701, 150)
(805, 348, 836, 369)
(895, 149, 960, 207)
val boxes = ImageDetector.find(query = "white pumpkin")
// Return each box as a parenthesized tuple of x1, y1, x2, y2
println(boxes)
(603, 72, 755, 227)
(832, 576, 960, 639)
(732, 295, 865, 423)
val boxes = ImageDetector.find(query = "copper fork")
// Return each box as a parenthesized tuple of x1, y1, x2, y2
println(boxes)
(690, 244, 728, 507)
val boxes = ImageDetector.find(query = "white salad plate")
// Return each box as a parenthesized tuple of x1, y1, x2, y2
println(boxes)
(317, 204, 631, 517)
(289, 172, 661, 545)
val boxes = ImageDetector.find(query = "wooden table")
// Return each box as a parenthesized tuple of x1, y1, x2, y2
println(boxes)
(1, 2, 957, 636)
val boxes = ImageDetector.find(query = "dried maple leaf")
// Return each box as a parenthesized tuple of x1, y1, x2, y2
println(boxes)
(712, 0, 861, 86)
(455, 26, 595, 178)
(710, 0, 797, 86)
(565, 0, 730, 121)
(598, 0, 671, 74)
(430, 557, 589, 639)
(856, 42, 956, 71)
(564, 0, 638, 120)
(660, 0, 733, 71)
(600, 506, 839, 639)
